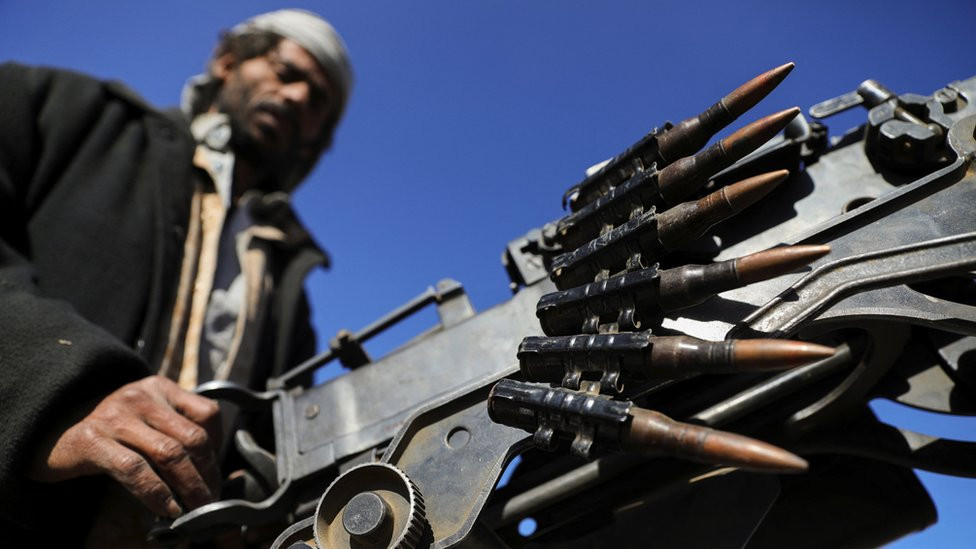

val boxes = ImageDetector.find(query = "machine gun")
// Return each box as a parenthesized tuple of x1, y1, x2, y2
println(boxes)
(160, 64, 976, 548)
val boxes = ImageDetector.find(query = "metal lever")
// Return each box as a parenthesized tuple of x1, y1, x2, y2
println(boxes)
(809, 79, 896, 119)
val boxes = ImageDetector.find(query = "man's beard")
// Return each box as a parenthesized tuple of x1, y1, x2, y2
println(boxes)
(215, 80, 298, 192)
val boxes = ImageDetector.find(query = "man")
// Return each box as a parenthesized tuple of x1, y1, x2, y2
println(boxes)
(0, 9, 351, 543)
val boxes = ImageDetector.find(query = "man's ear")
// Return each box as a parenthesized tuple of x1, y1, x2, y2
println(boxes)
(211, 52, 237, 82)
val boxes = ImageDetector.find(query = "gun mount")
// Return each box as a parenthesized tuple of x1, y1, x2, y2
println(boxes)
(163, 67, 976, 548)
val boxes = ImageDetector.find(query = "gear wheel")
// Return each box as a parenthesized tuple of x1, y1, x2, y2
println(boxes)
(313, 462, 427, 549)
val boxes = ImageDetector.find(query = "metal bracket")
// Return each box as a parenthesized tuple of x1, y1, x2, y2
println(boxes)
(272, 279, 476, 388)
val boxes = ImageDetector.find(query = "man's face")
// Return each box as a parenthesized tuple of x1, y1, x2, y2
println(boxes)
(213, 38, 337, 185)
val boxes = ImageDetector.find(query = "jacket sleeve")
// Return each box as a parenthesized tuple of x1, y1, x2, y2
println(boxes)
(0, 63, 152, 529)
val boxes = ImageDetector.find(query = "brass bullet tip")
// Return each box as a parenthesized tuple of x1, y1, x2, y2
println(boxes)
(722, 436, 809, 474)
(721, 107, 801, 161)
(730, 339, 837, 371)
(720, 169, 790, 213)
(723, 62, 796, 119)
(735, 244, 831, 284)
(625, 408, 808, 474)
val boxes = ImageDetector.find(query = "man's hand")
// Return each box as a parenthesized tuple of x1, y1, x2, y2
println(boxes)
(29, 376, 222, 518)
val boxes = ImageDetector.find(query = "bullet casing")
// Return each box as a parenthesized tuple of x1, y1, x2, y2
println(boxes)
(656, 139, 729, 205)
(656, 260, 739, 312)
(655, 190, 736, 251)
(655, 100, 734, 165)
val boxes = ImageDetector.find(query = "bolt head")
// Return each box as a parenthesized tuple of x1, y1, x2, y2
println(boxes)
(342, 492, 389, 539)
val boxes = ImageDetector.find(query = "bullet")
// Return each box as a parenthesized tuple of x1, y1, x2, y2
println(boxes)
(623, 406, 808, 473)
(656, 62, 795, 164)
(488, 379, 807, 472)
(538, 244, 829, 335)
(657, 107, 801, 205)
(518, 333, 836, 387)
(657, 170, 788, 251)
(657, 243, 830, 311)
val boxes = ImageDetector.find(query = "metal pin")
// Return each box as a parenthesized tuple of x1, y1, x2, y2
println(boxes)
(657, 243, 830, 311)
(657, 108, 801, 205)
(656, 170, 788, 251)
(623, 407, 808, 473)
(657, 62, 795, 163)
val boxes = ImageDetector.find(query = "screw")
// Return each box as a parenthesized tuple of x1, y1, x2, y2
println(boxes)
(305, 404, 320, 419)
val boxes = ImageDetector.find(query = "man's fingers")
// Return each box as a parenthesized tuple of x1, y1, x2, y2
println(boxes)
(156, 378, 223, 451)
(95, 440, 183, 519)
(142, 404, 222, 497)
(116, 421, 214, 510)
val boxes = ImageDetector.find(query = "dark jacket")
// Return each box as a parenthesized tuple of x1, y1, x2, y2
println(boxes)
(0, 62, 325, 537)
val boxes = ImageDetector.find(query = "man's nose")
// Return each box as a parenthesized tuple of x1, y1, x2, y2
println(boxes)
(279, 81, 311, 109)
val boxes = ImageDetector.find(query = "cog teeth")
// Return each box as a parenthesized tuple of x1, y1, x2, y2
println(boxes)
(393, 470, 427, 549)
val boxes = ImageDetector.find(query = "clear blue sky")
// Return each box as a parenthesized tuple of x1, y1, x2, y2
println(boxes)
(2, 1, 975, 546)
